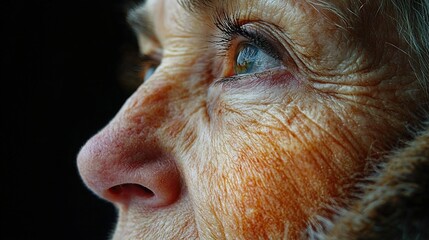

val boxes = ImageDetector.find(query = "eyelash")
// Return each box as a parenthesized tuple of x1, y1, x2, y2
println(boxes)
(138, 55, 159, 69)
(212, 13, 282, 61)
(134, 13, 285, 85)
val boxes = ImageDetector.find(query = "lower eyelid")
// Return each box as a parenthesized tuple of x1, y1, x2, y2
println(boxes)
(215, 67, 295, 89)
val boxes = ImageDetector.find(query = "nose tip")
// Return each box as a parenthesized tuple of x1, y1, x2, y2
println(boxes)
(77, 127, 182, 208)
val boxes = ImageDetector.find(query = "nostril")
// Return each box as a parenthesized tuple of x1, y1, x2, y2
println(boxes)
(77, 125, 183, 209)
(107, 184, 155, 201)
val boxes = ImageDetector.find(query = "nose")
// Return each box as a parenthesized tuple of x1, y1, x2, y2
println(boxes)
(77, 84, 182, 209)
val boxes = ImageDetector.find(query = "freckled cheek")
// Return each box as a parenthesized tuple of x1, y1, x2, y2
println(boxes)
(202, 91, 373, 226)
(202, 78, 416, 234)
(200, 131, 357, 238)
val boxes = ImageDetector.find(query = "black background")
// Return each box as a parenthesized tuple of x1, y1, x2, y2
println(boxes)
(3, 1, 138, 239)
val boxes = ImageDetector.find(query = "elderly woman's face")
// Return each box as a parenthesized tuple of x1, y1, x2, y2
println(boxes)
(78, 0, 424, 238)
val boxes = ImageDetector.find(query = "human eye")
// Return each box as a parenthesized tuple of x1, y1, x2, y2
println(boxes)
(233, 42, 281, 76)
(212, 15, 291, 83)
(118, 52, 160, 92)
(138, 55, 159, 82)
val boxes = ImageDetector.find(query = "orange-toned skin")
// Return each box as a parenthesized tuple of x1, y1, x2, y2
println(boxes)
(77, 0, 425, 239)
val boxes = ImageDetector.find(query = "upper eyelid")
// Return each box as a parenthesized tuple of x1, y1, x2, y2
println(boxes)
(212, 18, 284, 62)
(137, 55, 160, 71)
(138, 47, 163, 63)
(135, 32, 163, 60)
(139, 54, 159, 62)
(238, 27, 282, 60)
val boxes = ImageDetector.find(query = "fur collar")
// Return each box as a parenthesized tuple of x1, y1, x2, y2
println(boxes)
(321, 122, 429, 239)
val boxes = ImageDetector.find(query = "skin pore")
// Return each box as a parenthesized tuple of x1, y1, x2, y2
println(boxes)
(77, 0, 426, 239)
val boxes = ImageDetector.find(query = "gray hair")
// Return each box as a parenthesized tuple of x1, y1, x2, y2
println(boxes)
(388, 0, 429, 98)
(309, 0, 429, 99)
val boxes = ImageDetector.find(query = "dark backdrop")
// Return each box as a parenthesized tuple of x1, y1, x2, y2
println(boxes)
(3, 1, 137, 239)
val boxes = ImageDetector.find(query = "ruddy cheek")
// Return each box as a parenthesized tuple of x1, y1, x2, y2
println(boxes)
(223, 140, 359, 238)
(210, 100, 371, 237)
(230, 150, 309, 238)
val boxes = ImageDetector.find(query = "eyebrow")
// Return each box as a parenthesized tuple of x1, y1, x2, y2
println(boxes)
(128, 0, 344, 39)
(127, 2, 155, 38)
(127, 0, 220, 37)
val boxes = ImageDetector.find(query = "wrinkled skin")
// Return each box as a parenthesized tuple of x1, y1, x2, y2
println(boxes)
(77, 0, 425, 239)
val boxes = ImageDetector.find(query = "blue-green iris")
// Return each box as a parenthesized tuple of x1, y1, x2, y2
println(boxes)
(234, 43, 281, 75)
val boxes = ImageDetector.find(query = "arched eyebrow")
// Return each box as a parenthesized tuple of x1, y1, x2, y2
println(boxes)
(126, 0, 219, 39)
(127, 0, 227, 38)
(127, 2, 155, 39)
(127, 0, 340, 35)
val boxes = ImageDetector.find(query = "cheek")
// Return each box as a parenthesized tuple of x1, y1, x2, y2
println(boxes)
(192, 85, 412, 238)
(206, 120, 356, 238)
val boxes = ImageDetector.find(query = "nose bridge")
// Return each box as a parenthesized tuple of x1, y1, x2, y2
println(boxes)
(77, 77, 182, 208)
(120, 78, 174, 128)
(96, 78, 175, 165)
